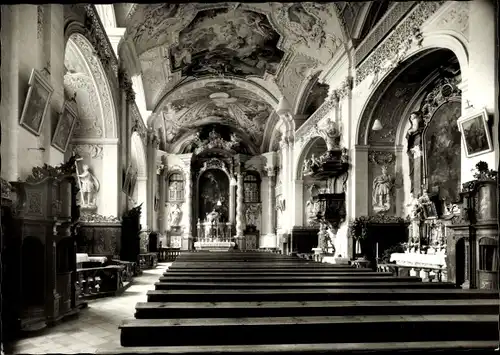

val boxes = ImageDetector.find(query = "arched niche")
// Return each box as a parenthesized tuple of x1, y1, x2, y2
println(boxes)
(130, 131, 148, 229)
(294, 71, 329, 118)
(64, 33, 119, 217)
(296, 136, 328, 227)
(64, 33, 117, 139)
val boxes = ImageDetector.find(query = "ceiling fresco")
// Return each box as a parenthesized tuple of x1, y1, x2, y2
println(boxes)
(169, 8, 284, 78)
(159, 81, 273, 148)
(121, 3, 358, 152)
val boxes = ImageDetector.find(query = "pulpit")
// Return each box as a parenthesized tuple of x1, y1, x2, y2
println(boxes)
(304, 148, 349, 260)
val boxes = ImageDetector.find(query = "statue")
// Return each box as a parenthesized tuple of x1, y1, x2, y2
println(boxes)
(77, 164, 100, 207)
(407, 193, 422, 250)
(406, 111, 425, 194)
(169, 204, 182, 226)
(306, 199, 317, 226)
(303, 159, 312, 174)
(372, 165, 394, 213)
(245, 207, 257, 227)
(206, 209, 220, 224)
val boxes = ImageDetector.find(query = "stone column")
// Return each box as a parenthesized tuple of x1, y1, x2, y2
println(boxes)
(101, 141, 119, 217)
(158, 164, 167, 234)
(0, 6, 20, 181)
(229, 177, 237, 225)
(181, 171, 192, 250)
(235, 173, 245, 247)
(352, 146, 369, 259)
(266, 168, 277, 246)
(136, 176, 148, 230)
(294, 180, 304, 226)
(146, 132, 158, 231)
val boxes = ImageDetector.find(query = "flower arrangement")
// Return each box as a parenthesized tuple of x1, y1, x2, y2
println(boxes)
(472, 161, 497, 181)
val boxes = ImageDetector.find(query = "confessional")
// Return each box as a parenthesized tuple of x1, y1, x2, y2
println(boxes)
(448, 179, 498, 289)
(3, 159, 82, 334)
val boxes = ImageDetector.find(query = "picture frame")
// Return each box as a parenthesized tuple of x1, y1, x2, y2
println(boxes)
(19, 68, 54, 136)
(51, 101, 78, 153)
(457, 108, 493, 158)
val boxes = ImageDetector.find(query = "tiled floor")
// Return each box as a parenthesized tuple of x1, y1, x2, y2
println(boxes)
(10, 262, 171, 354)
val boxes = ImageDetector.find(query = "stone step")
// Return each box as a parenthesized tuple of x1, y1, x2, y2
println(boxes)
(163, 271, 392, 277)
(166, 267, 370, 272)
(97, 341, 500, 354)
(119, 314, 498, 347)
(146, 288, 499, 303)
(153, 281, 458, 290)
(169, 263, 355, 269)
(134, 299, 499, 319)
(158, 275, 421, 283)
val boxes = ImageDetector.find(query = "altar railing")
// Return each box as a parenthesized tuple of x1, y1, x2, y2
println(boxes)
(197, 220, 234, 243)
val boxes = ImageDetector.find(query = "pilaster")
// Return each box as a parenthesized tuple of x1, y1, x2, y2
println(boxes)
(0, 5, 20, 181)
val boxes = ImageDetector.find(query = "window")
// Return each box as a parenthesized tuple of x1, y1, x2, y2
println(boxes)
(244, 173, 260, 203)
(168, 173, 184, 202)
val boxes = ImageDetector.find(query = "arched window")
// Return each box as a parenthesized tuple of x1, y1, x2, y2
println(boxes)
(168, 173, 184, 202)
(244, 173, 260, 203)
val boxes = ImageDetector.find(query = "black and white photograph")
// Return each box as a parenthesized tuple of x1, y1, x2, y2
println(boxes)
(1, 2, 499, 354)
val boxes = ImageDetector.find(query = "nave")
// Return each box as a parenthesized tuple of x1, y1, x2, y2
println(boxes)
(99, 251, 498, 354)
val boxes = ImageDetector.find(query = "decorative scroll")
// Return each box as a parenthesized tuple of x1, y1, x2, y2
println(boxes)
(25, 156, 78, 184)
(191, 129, 241, 155)
(368, 151, 396, 166)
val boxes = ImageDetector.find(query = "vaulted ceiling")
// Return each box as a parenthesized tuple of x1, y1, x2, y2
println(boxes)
(115, 2, 384, 153)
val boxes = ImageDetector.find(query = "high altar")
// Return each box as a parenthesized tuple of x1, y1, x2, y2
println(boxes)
(156, 126, 267, 252)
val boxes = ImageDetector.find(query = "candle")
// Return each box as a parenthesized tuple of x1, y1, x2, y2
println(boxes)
(376, 242, 379, 259)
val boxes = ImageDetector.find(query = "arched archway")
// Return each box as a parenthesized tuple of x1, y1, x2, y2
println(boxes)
(64, 33, 119, 217)
(354, 48, 463, 219)
(130, 131, 148, 229)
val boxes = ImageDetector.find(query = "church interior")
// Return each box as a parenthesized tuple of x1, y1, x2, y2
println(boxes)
(1, 2, 499, 353)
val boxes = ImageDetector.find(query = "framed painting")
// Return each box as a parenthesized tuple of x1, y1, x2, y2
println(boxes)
(51, 101, 78, 153)
(19, 68, 54, 136)
(457, 108, 494, 158)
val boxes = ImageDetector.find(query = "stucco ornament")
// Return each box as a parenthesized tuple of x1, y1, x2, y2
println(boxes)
(72, 144, 104, 160)
(69, 34, 117, 138)
(317, 116, 342, 151)
(83, 5, 119, 76)
(356, 1, 446, 85)
(271, 3, 341, 64)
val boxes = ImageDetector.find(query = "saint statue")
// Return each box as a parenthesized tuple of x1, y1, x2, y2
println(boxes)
(306, 199, 317, 226)
(405, 111, 425, 194)
(77, 164, 100, 207)
(206, 209, 220, 224)
(245, 207, 257, 227)
(406, 193, 422, 247)
(169, 204, 182, 226)
(372, 165, 394, 213)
